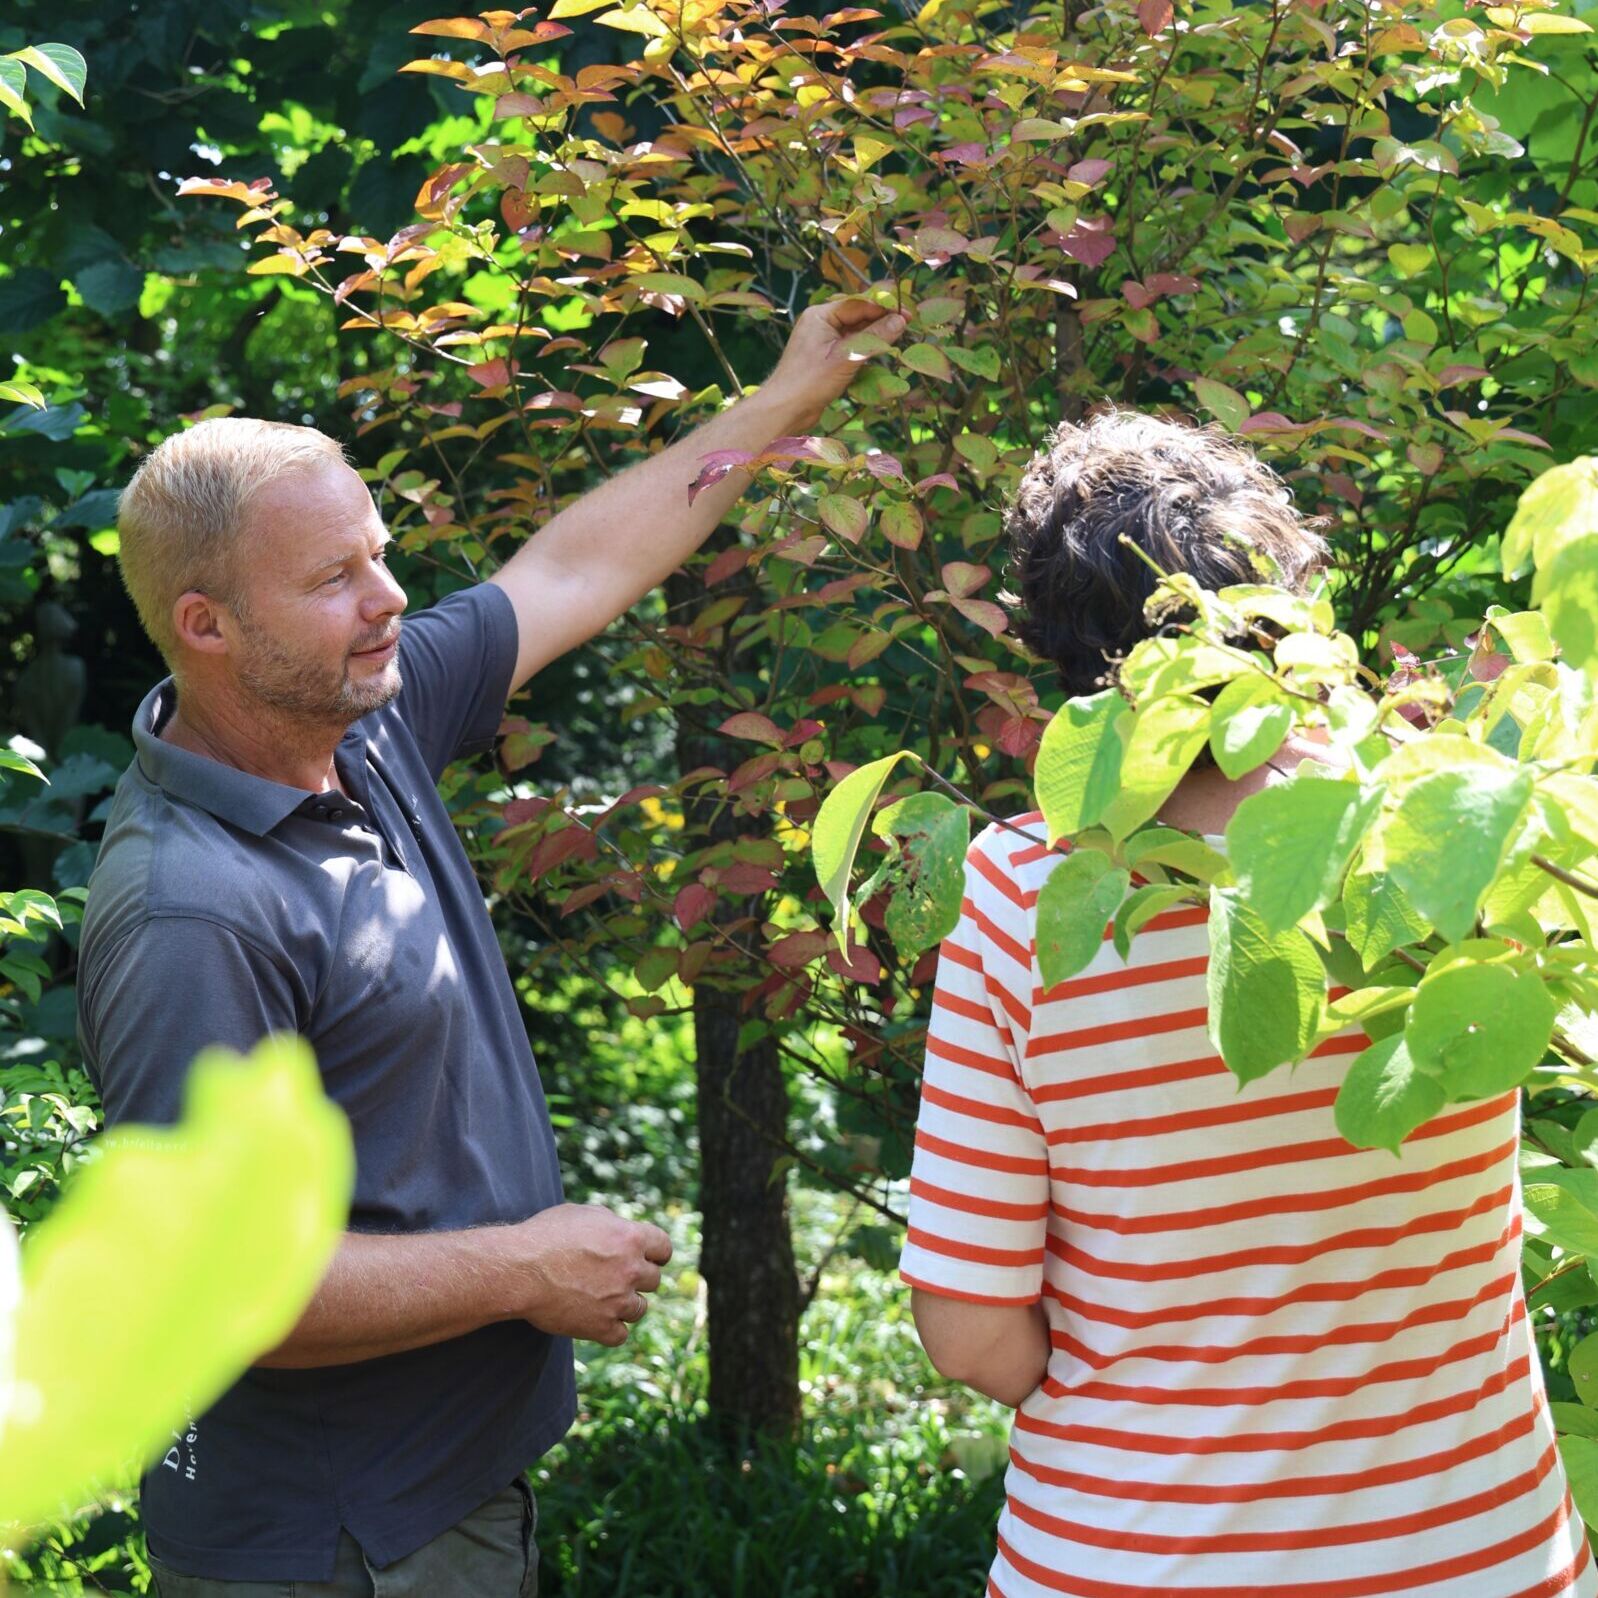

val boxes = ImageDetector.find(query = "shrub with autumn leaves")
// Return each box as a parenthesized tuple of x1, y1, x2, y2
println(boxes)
(179, 0, 1598, 1427)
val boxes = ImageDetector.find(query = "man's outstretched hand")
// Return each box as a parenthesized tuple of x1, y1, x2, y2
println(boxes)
(766, 297, 909, 423)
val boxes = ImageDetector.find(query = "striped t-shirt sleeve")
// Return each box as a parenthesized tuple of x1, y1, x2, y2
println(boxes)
(900, 830, 1049, 1305)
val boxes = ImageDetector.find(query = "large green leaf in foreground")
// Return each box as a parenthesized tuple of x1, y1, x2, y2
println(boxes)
(0, 1035, 352, 1532)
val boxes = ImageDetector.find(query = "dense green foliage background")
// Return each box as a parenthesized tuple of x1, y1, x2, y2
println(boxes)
(5, 0, 1598, 1588)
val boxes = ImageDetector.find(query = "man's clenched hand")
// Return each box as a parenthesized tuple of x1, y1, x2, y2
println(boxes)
(511, 1203, 673, 1347)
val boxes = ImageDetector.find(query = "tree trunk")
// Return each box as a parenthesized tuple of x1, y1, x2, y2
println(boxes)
(665, 560, 801, 1439)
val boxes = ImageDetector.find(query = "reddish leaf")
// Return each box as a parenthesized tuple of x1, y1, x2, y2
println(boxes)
(1067, 158, 1112, 187)
(468, 357, 512, 389)
(675, 884, 718, 932)
(687, 449, 756, 504)
(726, 752, 783, 793)
(678, 941, 713, 985)
(558, 882, 612, 918)
(951, 596, 1009, 636)
(719, 711, 786, 746)
(502, 796, 555, 828)
(1138, 0, 1174, 33)
(1237, 411, 1305, 436)
(941, 561, 991, 598)
(526, 824, 598, 882)
(768, 930, 832, 969)
(1061, 216, 1116, 268)
(704, 544, 753, 586)
(827, 941, 885, 984)
(718, 862, 782, 894)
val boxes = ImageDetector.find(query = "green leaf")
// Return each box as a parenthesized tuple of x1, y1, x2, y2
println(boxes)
(1558, 1403, 1598, 1446)
(872, 793, 970, 960)
(1570, 1333, 1598, 1410)
(899, 342, 953, 381)
(1034, 691, 1127, 842)
(1537, 539, 1598, 675)
(1207, 887, 1324, 1084)
(1112, 883, 1193, 961)
(1343, 871, 1430, 969)
(1100, 696, 1212, 841)
(1523, 1172, 1598, 1255)
(1119, 635, 1254, 702)
(0, 58, 31, 126)
(1332, 1034, 1447, 1154)
(0, 749, 46, 783)
(1322, 985, 1415, 1033)
(74, 258, 145, 318)
(0, 269, 66, 333)
(813, 752, 915, 952)
(879, 502, 923, 550)
(11, 44, 87, 105)
(945, 345, 1001, 381)
(0, 379, 44, 409)
(1383, 766, 1533, 942)
(817, 493, 868, 544)
(1225, 777, 1382, 934)
(1404, 958, 1555, 1097)
(1124, 828, 1230, 883)
(1037, 851, 1131, 988)
(1484, 605, 1555, 665)
(1560, 1437, 1598, 1531)
(1193, 376, 1248, 432)
(1503, 456, 1598, 580)
(1208, 673, 1295, 779)
(1387, 242, 1432, 276)
(0, 1036, 351, 1531)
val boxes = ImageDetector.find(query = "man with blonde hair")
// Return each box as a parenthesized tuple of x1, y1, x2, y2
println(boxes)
(78, 298, 904, 1597)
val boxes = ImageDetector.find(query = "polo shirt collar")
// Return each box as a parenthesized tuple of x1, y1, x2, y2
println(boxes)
(131, 678, 369, 838)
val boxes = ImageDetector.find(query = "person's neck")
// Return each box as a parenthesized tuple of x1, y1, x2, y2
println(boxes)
(160, 683, 345, 795)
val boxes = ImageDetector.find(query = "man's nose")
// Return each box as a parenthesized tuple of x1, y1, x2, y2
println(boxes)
(368, 563, 407, 618)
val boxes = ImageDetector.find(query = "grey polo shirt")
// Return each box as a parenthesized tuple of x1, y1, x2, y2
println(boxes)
(76, 581, 575, 1582)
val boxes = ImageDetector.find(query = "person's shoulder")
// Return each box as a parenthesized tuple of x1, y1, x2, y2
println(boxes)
(969, 811, 1050, 871)
(82, 772, 288, 967)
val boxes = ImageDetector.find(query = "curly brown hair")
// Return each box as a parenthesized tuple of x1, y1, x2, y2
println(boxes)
(1003, 409, 1328, 697)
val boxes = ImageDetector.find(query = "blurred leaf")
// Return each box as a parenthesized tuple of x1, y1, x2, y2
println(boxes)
(0, 1036, 352, 1532)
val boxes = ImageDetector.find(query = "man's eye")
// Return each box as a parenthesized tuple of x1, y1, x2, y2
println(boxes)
(323, 571, 346, 587)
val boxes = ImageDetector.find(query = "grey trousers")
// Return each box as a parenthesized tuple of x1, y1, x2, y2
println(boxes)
(146, 1479, 538, 1598)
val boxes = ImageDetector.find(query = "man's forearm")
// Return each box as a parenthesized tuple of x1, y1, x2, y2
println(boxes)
(253, 1226, 520, 1370)
(497, 381, 820, 618)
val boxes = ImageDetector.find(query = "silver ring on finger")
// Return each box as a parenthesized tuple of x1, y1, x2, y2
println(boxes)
(621, 1291, 646, 1324)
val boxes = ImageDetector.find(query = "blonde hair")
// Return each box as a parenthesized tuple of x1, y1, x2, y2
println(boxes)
(117, 418, 349, 667)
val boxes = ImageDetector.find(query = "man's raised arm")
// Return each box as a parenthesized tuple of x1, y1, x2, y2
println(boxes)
(487, 298, 906, 696)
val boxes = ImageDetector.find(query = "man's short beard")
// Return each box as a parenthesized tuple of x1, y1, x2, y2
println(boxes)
(232, 604, 401, 727)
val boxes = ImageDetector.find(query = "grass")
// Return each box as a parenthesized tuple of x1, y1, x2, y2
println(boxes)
(532, 1186, 1009, 1597)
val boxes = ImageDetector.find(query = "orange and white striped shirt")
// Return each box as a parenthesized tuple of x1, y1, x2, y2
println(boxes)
(901, 813, 1593, 1598)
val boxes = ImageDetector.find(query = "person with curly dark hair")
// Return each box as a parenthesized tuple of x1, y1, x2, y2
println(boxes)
(899, 411, 1594, 1598)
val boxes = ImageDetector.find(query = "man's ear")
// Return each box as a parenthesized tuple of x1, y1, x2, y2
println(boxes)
(170, 590, 233, 658)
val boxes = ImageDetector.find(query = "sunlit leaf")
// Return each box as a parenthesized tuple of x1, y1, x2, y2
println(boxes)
(0, 1037, 352, 1532)
(1207, 887, 1324, 1084)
